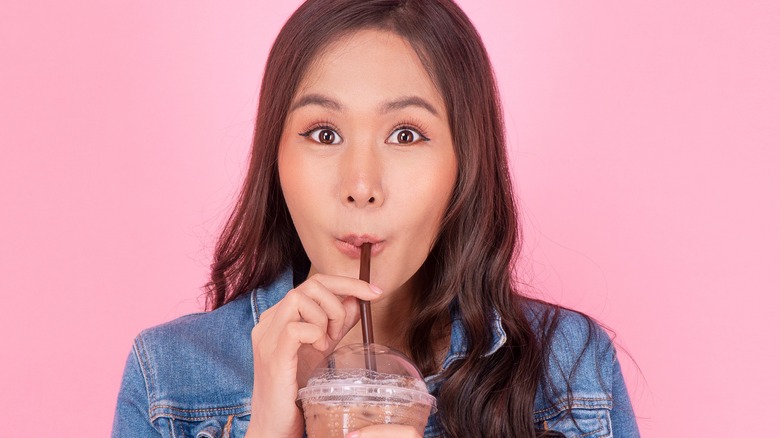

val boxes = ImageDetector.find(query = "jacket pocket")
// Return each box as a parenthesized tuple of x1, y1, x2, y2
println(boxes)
(536, 407, 612, 438)
(150, 403, 251, 438)
(159, 414, 251, 438)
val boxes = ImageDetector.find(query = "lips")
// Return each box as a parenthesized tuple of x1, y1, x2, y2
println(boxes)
(335, 234, 385, 258)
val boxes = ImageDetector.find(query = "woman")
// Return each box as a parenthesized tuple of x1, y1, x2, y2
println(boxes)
(113, 0, 639, 436)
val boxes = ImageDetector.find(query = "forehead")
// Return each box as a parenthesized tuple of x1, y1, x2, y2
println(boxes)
(294, 29, 445, 111)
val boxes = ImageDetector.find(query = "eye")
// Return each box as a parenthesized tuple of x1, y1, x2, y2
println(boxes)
(300, 127, 343, 145)
(386, 127, 430, 145)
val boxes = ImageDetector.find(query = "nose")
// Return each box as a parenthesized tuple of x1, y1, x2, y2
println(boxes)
(340, 144, 384, 208)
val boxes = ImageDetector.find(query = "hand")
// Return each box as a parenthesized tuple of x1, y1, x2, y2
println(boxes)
(244, 274, 383, 438)
(345, 424, 424, 438)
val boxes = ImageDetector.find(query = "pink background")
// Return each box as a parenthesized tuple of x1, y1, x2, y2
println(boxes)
(1, 1, 778, 436)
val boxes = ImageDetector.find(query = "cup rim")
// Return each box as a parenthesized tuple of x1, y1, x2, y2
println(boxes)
(297, 382, 437, 411)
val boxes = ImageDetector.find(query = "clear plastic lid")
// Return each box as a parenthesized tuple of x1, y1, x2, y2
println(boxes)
(297, 343, 436, 410)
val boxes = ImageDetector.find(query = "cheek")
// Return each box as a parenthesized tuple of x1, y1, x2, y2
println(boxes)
(278, 144, 320, 248)
(278, 140, 297, 197)
(279, 143, 326, 216)
(395, 160, 456, 254)
(405, 161, 456, 223)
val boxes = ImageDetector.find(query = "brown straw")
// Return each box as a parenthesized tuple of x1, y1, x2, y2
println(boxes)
(359, 243, 376, 371)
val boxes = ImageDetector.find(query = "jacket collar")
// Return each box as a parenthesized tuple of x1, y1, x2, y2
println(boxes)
(442, 305, 507, 370)
(250, 268, 294, 325)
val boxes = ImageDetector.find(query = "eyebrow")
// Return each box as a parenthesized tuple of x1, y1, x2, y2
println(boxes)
(379, 96, 439, 117)
(289, 93, 440, 117)
(289, 93, 342, 112)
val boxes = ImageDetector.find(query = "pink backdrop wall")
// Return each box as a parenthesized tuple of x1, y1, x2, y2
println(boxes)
(1, 1, 778, 436)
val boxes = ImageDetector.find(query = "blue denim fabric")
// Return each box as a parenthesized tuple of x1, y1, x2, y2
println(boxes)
(112, 268, 639, 437)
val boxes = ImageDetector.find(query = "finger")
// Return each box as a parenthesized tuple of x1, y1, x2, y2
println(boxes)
(307, 273, 383, 301)
(276, 321, 328, 362)
(271, 289, 330, 348)
(298, 274, 382, 340)
(339, 296, 363, 338)
(346, 424, 422, 438)
(297, 278, 349, 340)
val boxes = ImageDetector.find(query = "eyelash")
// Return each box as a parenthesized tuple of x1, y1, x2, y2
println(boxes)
(297, 118, 431, 143)
(391, 118, 431, 142)
(298, 119, 339, 138)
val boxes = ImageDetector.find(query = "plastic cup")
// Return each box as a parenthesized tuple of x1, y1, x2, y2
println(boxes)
(297, 343, 436, 438)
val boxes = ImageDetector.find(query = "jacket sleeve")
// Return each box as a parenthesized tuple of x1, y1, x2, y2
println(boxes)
(112, 346, 162, 437)
(610, 355, 640, 437)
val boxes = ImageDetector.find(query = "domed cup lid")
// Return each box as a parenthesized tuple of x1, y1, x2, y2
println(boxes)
(297, 343, 436, 411)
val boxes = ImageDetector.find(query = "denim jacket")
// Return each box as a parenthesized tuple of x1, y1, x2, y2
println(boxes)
(112, 268, 639, 437)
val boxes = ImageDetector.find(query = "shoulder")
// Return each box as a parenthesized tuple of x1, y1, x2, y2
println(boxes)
(525, 300, 615, 372)
(135, 292, 256, 366)
(131, 268, 294, 409)
(115, 293, 257, 437)
(133, 292, 256, 408)
(134, 268, 294, 381)
(523, 300, 619, 430)
(117, 270, 294, 436)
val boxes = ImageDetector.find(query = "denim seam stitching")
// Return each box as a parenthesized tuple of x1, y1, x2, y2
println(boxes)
(223, 414, 234, 437)
(538, 407, 610, 436)
(133, 335, 157, 421)
(534, 408, 609, 423)
(149, 404, 252, 422)
(602, 408, 613, 438)
(533, 398, 613, 421)
(153, 404, 251, 413)
(151, 412, 251, 423)
(167, 418, 176, 437)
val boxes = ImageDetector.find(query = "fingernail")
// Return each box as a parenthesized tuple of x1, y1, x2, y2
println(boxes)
(369, 284, 383, 295)
(345, 432, 360, 438)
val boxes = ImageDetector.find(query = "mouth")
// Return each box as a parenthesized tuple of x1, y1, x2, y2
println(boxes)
(335, 234, 385, 258)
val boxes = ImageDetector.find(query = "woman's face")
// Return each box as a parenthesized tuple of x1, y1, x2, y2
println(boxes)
(278, 29, 457, 296)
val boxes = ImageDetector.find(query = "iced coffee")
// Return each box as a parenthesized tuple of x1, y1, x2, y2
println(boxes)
(298, 344, 436, 438)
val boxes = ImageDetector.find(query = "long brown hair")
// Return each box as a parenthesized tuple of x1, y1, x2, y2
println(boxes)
(207, 0, 567, 436)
